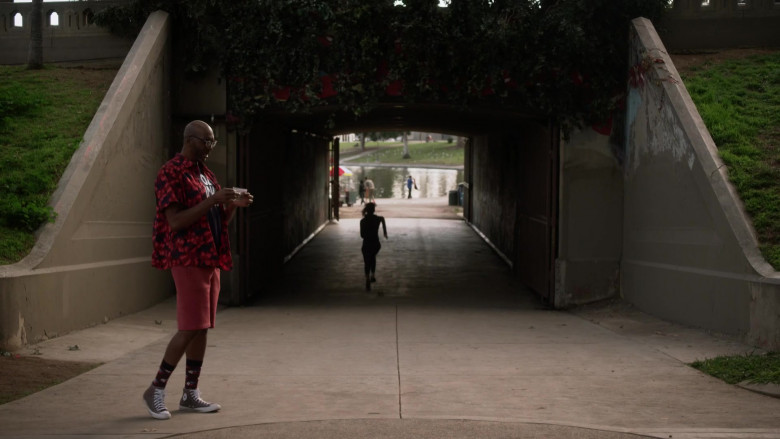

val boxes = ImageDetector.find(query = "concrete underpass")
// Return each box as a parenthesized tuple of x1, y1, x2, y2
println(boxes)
(236, 107, 560, 309)
(263, 197, 538, 306)
(4, 197, 780, 438)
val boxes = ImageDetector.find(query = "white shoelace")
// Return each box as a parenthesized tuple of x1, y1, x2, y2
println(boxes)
(152, 388, 167, 411)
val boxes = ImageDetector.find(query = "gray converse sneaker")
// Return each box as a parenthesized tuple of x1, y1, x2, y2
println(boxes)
(143, 385, 171, 420)
(179, 388, 221, 413)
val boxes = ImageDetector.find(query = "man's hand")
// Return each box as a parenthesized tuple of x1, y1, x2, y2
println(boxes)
(213, 188, 240, 205)
(232, 191, 254, 207)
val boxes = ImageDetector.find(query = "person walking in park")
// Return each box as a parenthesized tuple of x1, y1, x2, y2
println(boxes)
(358, 178, 365, 205)
(364, 176, 375, 203)
(360, 202, 387, 292)
(406, 175, 417, 199)
(144, 120, 254, 420)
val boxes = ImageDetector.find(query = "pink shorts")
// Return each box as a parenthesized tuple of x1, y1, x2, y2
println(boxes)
(171, 266, 220, 331)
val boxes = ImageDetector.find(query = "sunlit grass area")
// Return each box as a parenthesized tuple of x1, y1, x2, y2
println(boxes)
(343, 140, 464, 166)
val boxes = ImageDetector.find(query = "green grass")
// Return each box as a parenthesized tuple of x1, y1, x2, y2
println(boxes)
(340, 140, 398, 152)
(344, 140, 464, 166)
(0, 64, 116, 264)
(691, 352, 780, 385)
(680, 52, 780, 269)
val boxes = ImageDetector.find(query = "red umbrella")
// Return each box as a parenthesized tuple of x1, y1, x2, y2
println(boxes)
(329, 166, 353, 177)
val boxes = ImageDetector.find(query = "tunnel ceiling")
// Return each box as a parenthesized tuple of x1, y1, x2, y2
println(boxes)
(262, 102, 543, 137)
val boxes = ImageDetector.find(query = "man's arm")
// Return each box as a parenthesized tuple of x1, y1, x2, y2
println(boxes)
(164, 188, 238, 232)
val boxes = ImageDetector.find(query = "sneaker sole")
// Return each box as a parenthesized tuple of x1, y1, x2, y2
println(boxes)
(179, 405, 221, 413)
(144, 403, 171, 420)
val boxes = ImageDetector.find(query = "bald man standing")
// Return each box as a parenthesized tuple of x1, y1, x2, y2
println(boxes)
(143, 120, 253, 420)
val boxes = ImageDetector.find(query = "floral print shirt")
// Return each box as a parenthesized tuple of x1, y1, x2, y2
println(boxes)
(152, 153, 232, 270)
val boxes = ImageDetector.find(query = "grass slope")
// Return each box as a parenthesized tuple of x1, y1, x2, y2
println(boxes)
(678, 51, 780, 269)
(0, 64, 117, 264)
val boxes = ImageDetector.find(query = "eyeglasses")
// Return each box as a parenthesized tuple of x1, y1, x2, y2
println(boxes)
(189, 136, 218, 148)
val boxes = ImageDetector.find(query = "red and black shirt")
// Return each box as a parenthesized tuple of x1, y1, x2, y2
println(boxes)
(152, 153, 232, 270)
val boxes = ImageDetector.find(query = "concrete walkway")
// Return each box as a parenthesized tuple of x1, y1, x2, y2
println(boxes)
(2, 198, 780, 438)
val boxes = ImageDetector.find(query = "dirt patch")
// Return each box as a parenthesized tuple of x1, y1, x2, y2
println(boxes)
(669, 48, 780, 75)
(0, 354, 99, 405)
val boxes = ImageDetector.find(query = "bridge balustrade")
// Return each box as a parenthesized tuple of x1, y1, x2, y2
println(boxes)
(0, 1, 133, 65)
(662, 0, 780, 49)
(668, 0, 780, 16)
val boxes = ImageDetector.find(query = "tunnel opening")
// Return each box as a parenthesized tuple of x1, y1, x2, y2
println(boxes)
(234, 103, 559, 308)
(333, 130, 465, 216)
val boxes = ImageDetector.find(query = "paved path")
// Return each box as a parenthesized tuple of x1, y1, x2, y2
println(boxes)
(2, 198, 780, 438)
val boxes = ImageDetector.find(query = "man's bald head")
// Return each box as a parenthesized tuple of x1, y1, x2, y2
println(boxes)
(181, 120, 216, 162)
(183, 120, 212, 140)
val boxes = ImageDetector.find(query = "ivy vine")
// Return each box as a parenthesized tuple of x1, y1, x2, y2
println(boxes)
(96, 0, 667, 133)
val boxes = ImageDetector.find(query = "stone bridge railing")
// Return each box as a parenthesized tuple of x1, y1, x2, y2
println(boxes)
(0, 0, 133, 64)
(661, 0, 780, 50)
(1, 0, 777, 64)
(667, 0, 780, 17)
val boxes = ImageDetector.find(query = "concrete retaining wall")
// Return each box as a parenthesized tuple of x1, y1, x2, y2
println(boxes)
(0, 11, 172, 351)
(622, 17, 780, 349)
(0, 1, 133, 65)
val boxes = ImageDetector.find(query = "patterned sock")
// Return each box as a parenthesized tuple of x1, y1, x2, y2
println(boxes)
(152, 360, 175, 389)
(185, 359, 203, 390)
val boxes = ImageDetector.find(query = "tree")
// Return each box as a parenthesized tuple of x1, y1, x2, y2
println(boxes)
(94, 0, 669, 134)
(360, 133, 366, 152)
(27, 0, 43, 70)
(402, 132, 410, 159)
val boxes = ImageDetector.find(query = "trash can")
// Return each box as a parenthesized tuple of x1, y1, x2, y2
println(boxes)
(448, 190, 459, 206)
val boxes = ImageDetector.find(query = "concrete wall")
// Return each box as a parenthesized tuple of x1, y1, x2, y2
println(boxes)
(0, 1, 134, 65)
(658, 0, 780, 50)
(622, 18, 780, 349)
(242, 124, 330, 302)
(555, 128, 624, 307)
(468, 123, 559, 300)
(282, 132, 330, 259)
(469, 133, 519, 267)
(0, 11, 172, 351)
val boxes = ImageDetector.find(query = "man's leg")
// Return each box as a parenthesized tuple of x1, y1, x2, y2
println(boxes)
(144, 267, 221, 419)
(143, 329, 200, 420)
(178, 268, 221, 413)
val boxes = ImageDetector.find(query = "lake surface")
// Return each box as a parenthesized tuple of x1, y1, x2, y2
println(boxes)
(340, 166, 464, 199)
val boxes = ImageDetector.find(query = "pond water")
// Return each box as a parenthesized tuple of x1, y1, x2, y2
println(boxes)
(340, 166, 464, 199)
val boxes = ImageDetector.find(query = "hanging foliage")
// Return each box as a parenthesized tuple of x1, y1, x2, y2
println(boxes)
(95, 0, 667, 132)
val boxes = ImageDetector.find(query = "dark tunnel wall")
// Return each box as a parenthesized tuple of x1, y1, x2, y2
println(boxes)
(470, 133, 519, 264)
(282, 132, 330, 257)
(243, 123, 329, 301)
(468, 120, 557, 300)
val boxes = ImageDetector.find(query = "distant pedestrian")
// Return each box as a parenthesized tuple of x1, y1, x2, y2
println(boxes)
(360, 202, 387, 291)
(358, 178, 365, 205)
(406, 175, 417, 199)
(364, 177, 375, 203)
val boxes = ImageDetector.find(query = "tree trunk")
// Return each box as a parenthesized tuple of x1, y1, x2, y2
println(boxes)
(27, 0, 43, 70)
(402, 132, 410, 159)
(360, 133, 366, 152)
